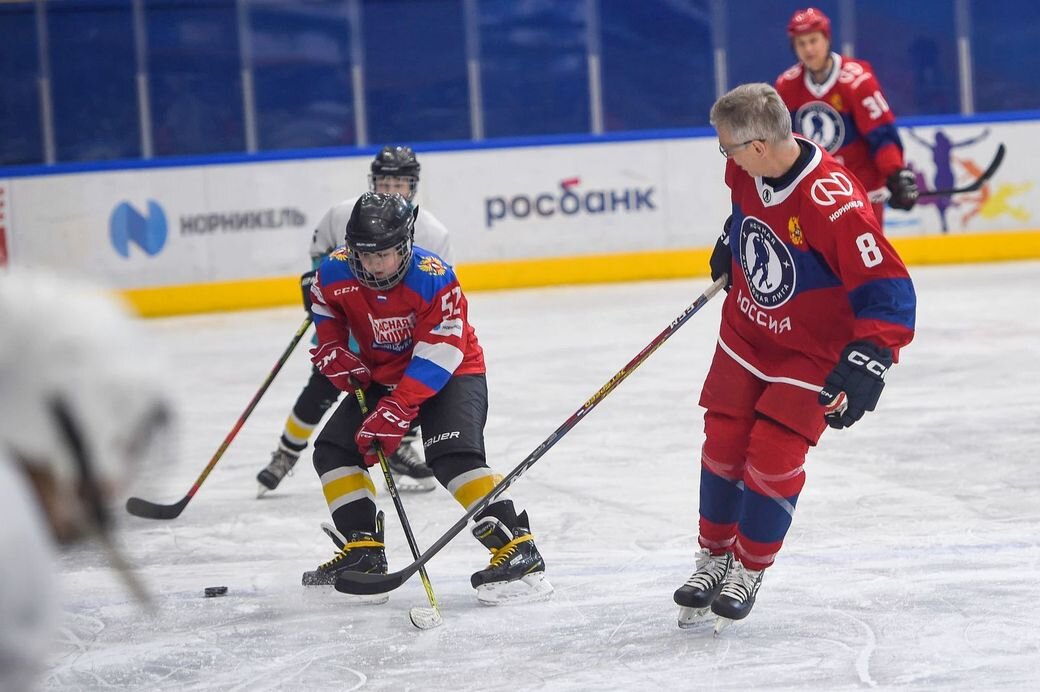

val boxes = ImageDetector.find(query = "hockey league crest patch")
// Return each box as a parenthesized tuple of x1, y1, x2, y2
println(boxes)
(794, 101, 845, 153)
(739, 216, 796, 308)
(418, 256, 446, 276)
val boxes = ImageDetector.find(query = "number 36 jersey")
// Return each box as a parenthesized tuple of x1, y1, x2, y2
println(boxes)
(719, 137, 916, 390)
(311, 246, 486, 408)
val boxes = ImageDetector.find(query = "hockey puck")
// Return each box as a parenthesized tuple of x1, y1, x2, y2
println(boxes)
(204, 586, 228, 598)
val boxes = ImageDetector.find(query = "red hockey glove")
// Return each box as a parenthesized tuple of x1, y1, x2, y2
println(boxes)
(355, 398, 419, 467)
(310, 341, 370, 390)
(818, 341, 893, 429)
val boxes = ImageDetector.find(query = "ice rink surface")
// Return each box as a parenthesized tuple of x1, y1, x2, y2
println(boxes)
(46, 261, 1040, 691)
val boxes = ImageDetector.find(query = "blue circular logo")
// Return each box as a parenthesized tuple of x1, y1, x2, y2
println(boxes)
(794, 101, 845, 153)
(739, 216, 795, 308)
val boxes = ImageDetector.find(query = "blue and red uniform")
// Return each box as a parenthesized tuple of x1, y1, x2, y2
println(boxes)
(698, 136, 915, 570)
(776, 54, 907, 220)
(311, 246, 485, 409)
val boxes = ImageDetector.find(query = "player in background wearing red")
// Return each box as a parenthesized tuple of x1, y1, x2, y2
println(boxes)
(673, 83, 916, 632)
(301, 192, 552, 605)
(775, 7, 918, 224)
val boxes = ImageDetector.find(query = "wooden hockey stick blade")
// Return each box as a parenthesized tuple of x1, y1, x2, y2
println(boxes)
(919, 143, 1005, 197)
(125, 495, 189, 520)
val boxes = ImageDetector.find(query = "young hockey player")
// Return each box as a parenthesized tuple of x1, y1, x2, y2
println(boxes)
(257, 145, 452, 496)
(301, 192, 552, 605)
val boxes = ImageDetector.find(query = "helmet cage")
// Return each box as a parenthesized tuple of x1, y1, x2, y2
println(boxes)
(347, 235, 413, 291)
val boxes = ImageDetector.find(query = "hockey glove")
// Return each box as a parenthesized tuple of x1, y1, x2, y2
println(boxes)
(886, 168, 919, 211)
(818, 340, 893, 429)
(355, 397, 419, 466)
(300, 270, 316, 312)
(709, 216, 733, 292)
(310, 341, 371, 390)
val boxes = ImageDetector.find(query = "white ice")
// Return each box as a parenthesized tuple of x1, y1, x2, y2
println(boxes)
(47, 261, 1040, 690)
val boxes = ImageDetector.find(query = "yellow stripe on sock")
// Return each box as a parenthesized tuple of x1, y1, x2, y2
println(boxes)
(452, 472, 504, 510)
(284, 414, 317, 445)
(322, 469, 376, 508)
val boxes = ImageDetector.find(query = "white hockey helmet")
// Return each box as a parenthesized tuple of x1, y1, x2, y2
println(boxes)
(0, 270, 175, 536)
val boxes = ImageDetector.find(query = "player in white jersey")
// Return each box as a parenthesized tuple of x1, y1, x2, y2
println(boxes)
(0, 270, 175, 690)
(257, 145, 454, 496)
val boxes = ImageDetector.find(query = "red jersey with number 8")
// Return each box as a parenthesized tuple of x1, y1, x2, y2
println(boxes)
(717, 137, 915, 390)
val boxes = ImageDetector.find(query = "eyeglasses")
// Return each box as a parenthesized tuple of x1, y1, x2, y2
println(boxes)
(718, 139, 760, 159)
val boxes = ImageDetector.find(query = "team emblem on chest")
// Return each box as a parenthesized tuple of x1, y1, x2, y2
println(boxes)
(794, 101, 845, 153)
(739, 216, 796, 308)
(368, 312, 416, 353)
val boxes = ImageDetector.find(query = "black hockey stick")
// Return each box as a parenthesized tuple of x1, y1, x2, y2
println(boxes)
(353, 386, 443, 629)
(126, 316, 313, 520)
(918, 143, 1005, 197)
(335, 276, 727, 595)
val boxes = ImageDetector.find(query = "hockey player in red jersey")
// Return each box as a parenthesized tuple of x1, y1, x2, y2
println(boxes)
(301, 192, 552, 605)
(673, 83, 915, 632)
(775, 7, 918, 224)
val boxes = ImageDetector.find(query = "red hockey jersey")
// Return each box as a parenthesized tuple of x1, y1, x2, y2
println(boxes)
(775, 54, 905, 196)
(718, 137, 915, 391)
(311, 246, 486, 408)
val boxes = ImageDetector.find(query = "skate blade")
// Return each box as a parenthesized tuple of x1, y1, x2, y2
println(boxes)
(256, 483, 271, 499)
(677, 606, 712, 629)
(713, 616, 734, 636)
(409, 606, 445, 630)
(476, 573, 554, 606)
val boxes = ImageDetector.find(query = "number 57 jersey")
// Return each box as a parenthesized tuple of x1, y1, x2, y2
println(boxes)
(718, 137, 916, 388)
(311, 246, 486, 408)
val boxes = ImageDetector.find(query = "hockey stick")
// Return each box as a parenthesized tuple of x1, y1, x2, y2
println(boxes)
(353, 386, 443, 630)
(336, 276, 727, 596)
(918, 143, 1005, 197)
(126, 316, 313, 520)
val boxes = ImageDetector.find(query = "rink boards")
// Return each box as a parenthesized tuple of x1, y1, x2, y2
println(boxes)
(1, 115, 1037, 316)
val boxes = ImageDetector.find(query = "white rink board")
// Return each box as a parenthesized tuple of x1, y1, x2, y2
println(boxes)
(4, 117, 1037, 290)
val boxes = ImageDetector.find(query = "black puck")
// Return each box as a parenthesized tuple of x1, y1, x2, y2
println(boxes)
(204, 586, 228, 597)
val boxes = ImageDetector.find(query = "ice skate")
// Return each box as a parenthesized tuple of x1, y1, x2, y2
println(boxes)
(256, 447, 300, 497)
(383, 430, 436, 492)
(470, 511, 553, 605)
(711, 561, 764, 633)
(674, 549, 732, 629)
(302, 511, 389, 604)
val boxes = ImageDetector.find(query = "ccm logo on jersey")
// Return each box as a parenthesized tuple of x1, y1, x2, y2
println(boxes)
(810, 172, 854, 206)
(425, 431, 460, 448)
(333, 285, 359, 296)
(847, 349, 888, 378)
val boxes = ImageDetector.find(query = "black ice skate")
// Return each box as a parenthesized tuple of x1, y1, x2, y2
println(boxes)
(710, 561, 764, 634)
(302, 511, 388, 604)
(256, 447, 300, 497)
(384, 430, 436, 492)
(470, 511, 553, 605)
(674, 549, 733, 629)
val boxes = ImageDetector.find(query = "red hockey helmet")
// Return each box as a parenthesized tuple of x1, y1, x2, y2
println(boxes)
(787, 7, 831, 40)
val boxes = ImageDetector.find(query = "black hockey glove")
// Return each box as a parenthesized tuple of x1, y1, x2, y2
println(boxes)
(886, 168, 919, 211)
(300, 270, 316, 312)
(818, 340, 893, 430)
(709, 216, 733, 292)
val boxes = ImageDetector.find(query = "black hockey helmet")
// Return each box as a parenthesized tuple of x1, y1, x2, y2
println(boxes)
(345, 192, 417, 290)
(369, 145, 420, 201)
